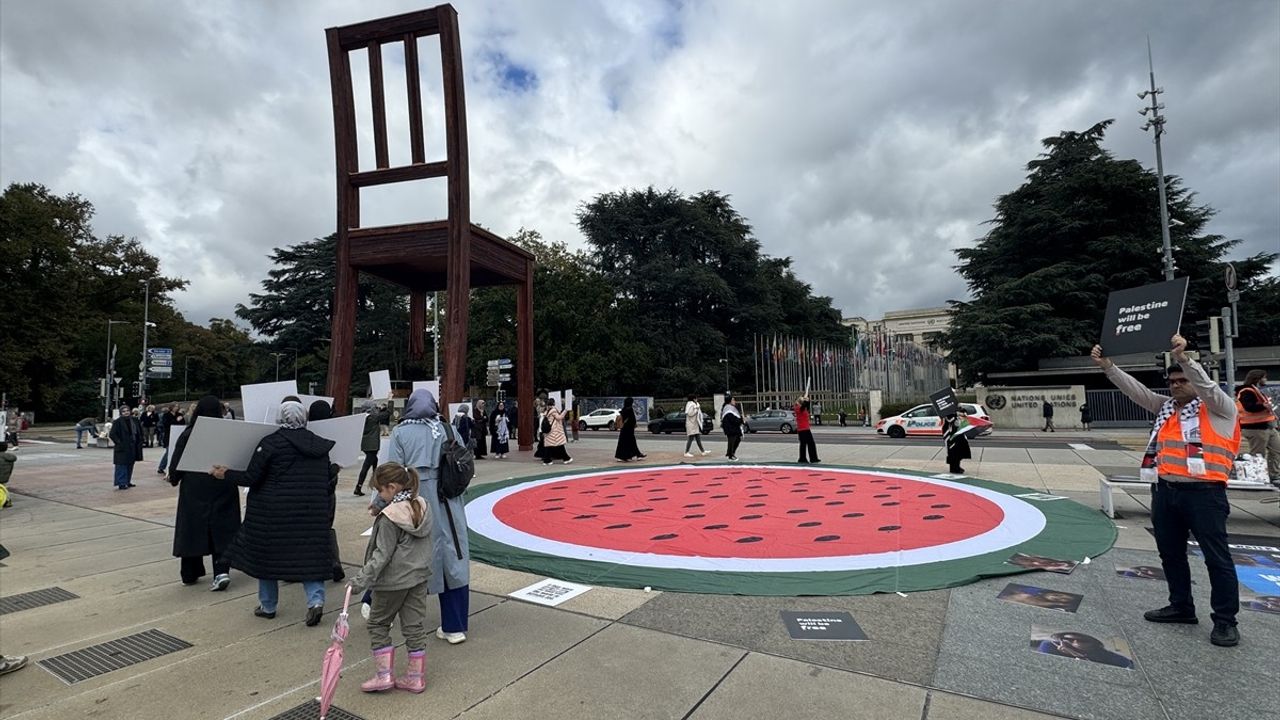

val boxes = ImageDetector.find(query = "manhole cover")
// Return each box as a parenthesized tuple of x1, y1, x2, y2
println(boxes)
(268, 699, 366, 720)
(39, 629, 192, 684)
(0, 586, 79, 615)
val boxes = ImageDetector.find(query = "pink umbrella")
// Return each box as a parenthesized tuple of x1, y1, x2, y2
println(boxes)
(318, 585, 353, 720)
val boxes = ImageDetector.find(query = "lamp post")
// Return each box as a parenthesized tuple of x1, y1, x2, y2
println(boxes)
(105, 319, 130, 421)
(270, 352, 286, 382)
(1138, 39, 1175, 281)
(719, 348, 730, 395)
(139, 279, 153, 404)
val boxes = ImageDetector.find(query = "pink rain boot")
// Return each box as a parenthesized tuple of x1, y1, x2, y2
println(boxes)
(360, 646, 396, 693)
(395, 649, 426, 693)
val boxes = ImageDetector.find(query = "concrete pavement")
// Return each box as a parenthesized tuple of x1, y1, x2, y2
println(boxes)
(0, 431, 1275, 720)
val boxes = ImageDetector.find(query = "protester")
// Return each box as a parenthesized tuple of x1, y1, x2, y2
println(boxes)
(1093, 335, 1242, 647)
(472, 400, 488, 459)
(838, 410, 848, 427)
(794, 395, 820, 463)
(489, 401, 511, 459)
(540, 398, 572, 465)
(140, 405, 158, 447)
(308, 399, 333, 422)
(1041, 400, 1055, 432)
(222, 402, 236, 420)
(355, 401, 380, 496)
(683, 395, 708, 458)
(74, 416, 99, 449)
(168, 396, 241, 590)
(1079, 402, 1092, 431)
(942, 410, 970, 474)
(1236, 369, 1279, 485)
(0, 442, 15, 508)
(385, 388, 471, 644)
(212, 399, 336, 626)
(349, 462, 433, 694)
(157, 407, 183, 475)
(721, 396, 744, 461)
(109, 405, 143, 490)
(614, 397, 645, 462)
(157, 404, 173, 445)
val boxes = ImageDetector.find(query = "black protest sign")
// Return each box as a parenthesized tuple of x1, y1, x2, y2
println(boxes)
(930, 387, 960, 418)
(780, 610, 868, 641)
(1100, 278, 1188, 356)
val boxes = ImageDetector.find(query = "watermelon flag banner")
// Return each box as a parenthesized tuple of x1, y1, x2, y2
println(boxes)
(465, 464, 1116, 597)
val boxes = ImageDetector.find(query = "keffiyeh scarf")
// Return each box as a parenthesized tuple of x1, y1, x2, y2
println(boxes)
(1144, 397, 1202, 457)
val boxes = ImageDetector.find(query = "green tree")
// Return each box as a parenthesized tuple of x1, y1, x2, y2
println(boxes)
(946, 121, 1278, 384)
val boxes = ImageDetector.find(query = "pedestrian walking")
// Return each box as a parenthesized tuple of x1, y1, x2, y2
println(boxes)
(1236, 369, 1279, 485)
(1041, 400, 1056, 432)
(350, 462, 433, 694)
(385, 388, 471, 644)
(141, 405, 158, 447)
(942, 411, 970, 474)
(540, 399, 572, 465)
(74, 417, 99, 449)
(355, 402, 380, 496)
(794, 395, 820, 463)
(489, 401, 511, 458)
(109, 405, 143, 490)
(683, 395, 709, 458)
(0, 442, 15, 507)
(614, 397, 645, 462)
(222, 402, 236, 420)
(167, 396, 241, 590)
(838, 410, 848, 427)
(212, 399, 336, 627)
(472, 400, 488, 459)
(1079, 403, 1092, 431)
(452, 404, 475, 448)
(1092, 336, 1242, 647)
(157, 407, 183, 475)
(721, 397, 743, 461)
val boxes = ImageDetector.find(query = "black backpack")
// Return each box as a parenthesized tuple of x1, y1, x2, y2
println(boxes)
(540, 412, 552, 434)
(438, 422, 475, 500)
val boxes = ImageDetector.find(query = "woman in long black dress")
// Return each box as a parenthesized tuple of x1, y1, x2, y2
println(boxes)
(613, 397, 645, 462)
(942, 411, 971, 474)
(168, 395, 242, 590)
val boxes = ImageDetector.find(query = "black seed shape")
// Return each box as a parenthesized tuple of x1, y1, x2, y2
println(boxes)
(650, 497, 669, 501)
(580, 489, 598, 494)
(874, 493, 891, 498)
(740, 514, 763, 520)
(918, 493, 936, 498)
(625, 485, 642, 489)
(573, 514, 597, 520)
(544, 497, 565, 502)
(607, 494, 625, 499)
(647, 488, 664, 493)
(541, 507, 563, 512)
(931, 504, 951, 509)
(704, 524, 729, 530)
(888, 486, 902, 490)
(786, 509, 808, 514)
(798, 521, 822, 528)
(790, 489, 807, 493)
(843, 513, 865, 518)
(815, 535, 840, 542)
(683, 513, 706, 519)
(746, 503, 765, 508)
(683, 503, 705, 508)
(735, 536, 764, 544)
(881, 501, 900, 507)
(840, 483, 856, 488)
(708, 482, 723, 487)
(878, 525, 901, 532)
(923, 515, 944, 520)
(711, 494, 729, 499)
(806, 495, 823, 500)
(825, 501, 844, 506)
(605, 523, 631, 530)
(871, 479, 887, 483)
(631, 508, 653, 513)
(591, 503, 614, 508)
(691, 490, 710, 495)
(673, 480, 690, 484)
(652, 533, 678, 541)
(836, 490, 854, 495)
(750, 493, 768, 498)
(552, 485, 569, 490)
(597, 483, 613, 487)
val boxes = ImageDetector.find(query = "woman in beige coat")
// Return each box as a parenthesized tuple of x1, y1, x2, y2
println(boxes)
(540, 398, 573, 465)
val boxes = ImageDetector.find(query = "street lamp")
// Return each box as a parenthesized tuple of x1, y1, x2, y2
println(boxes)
(105, 319, 130, 421)
(719, 348, 730, 395)
(139, 278, 157, 404)
(1138, 38, 1175, 281)
(270, 352, 286, 382)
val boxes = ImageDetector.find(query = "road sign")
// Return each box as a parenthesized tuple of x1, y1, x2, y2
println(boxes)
(488, 358, 512, 368)
(499, 363, 513, 370)
(148, 358, 173, 367)
(498, 373, 512, 381)
(1224, 263, 1237, 291)
(148, 348, 173, 356)
(147, 370, 172, 379)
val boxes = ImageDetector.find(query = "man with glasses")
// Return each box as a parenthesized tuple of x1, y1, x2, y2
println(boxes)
(1092, 334, 1242, 647)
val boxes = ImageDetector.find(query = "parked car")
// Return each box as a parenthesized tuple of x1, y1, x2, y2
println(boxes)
(578, 408, 622, 431)
(648, 411, 713, 435)
(876, 403, 993, 439)
(744, 409, 797, 434)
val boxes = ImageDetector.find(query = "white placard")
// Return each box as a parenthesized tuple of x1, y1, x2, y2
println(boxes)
(376, 436, 391, 465)
(412, 380, 440, 400)
(175, 417, 278, 472)
(547, 391, 563, 411)
(564, 389, 574, 412)
(361, 526, 373, 537)
(240, 380, 299, 425)
(369, 370, 392, 401)
(508, 578, 592, 607)
(309, 413, 368, 467)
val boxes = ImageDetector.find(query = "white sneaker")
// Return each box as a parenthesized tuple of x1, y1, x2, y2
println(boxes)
(436, 627, 467, 644)
(209, 574, 230, 592)
(683, 452, 694, 458)
(701, 450, 711, 456)
(563, 458, 573, 465)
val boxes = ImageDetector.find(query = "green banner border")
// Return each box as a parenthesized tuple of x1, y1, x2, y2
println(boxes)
(465, 464, 1116, 596)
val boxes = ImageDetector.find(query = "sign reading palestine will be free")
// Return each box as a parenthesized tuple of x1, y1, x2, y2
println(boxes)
(1099, 278, 1189, 356)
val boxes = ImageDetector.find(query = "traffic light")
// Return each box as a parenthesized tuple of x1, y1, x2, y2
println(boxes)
(1191, 318, 1221, 354)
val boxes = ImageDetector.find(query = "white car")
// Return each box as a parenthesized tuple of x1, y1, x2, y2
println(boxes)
(578, 408, 622, 431)
(876, 403, 993, 439)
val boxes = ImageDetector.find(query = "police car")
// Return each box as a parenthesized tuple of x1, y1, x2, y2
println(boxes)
(876, 403, 993, 439)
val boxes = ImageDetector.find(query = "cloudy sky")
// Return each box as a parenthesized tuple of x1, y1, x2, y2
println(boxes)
(3, 0, 1277, 327)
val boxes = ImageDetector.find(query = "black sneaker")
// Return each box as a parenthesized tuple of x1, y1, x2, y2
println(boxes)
(1143, 605, 1198, 624)
(1210, 622, 1239, 647)
(254, 606, 276, 619)
(305, 605, 324, 627)
(353, 487, 365, 496)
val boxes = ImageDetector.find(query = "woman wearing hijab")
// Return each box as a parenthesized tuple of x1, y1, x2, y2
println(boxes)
(212, 399, 337, 626)
(385, 389, 472, 644)
(942, 410, 971, 475)
(721, 396, 744, 461)
(308, 399, 333, 422)
(613, 397, 645, 462)
(540, 398, 572, 465)
(472, 399, 488, 459)
(168, 396, 241, 590)
(489, 401, 511, 458)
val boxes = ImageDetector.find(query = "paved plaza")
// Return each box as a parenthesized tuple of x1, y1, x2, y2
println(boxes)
(0, 427, 1276, 720)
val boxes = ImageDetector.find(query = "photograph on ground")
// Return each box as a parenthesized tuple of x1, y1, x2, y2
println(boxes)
(1030, 626, 1134, 669)
(1006, 552, 1077, 574)
(997, 583, 1083, 612)
(1115, 564, 1166, 580)
(1240, 589, 1280, 615)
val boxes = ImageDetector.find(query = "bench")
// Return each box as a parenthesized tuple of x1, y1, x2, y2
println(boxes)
(1100, 475, 1280, 518)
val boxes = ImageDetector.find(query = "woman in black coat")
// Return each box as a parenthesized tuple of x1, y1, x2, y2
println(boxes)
(212, 400, 336, 626)
(942, 412, 971, 475)
(168, 396, 241, 590)
(613, 397, 645, 462)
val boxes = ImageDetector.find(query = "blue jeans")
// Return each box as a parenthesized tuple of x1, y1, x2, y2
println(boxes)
(258, 579, 325, 613)
(157, 449, 169, 473)
(76, 427, 98, 447)
(113, 464, 134, 488)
